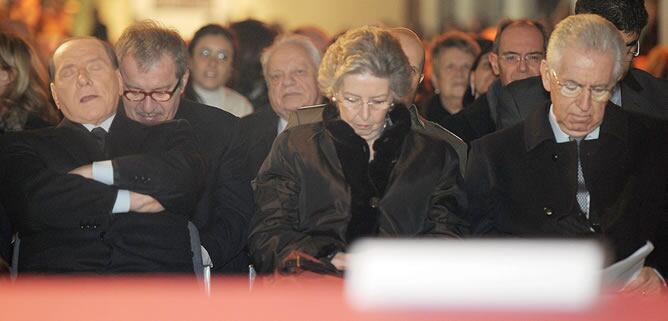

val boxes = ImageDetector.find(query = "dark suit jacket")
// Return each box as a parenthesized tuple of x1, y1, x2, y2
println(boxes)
(442, 81, 500, 144)
(241, 107, 280, 179)
(497, 68, 668, 129)
(466, 102, 668, 272)
(0, 109, 205, 273)
(174, 99, 254, 273)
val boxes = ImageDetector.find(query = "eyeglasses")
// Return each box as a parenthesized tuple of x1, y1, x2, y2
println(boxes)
(199, 48, 229, 63)
(550, 70, 613, 102)
(500, 53, 544, 65)
(625, 40, 640, 57)
(335, 94, 393, 112)
(123, 78, 182, 102)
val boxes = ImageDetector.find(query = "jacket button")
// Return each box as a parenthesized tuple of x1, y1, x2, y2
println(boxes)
(544, 207, 553, 216)
(370, 197, 380, 208)
(99, 232, 106, 240)
(552, 153, 558, 161)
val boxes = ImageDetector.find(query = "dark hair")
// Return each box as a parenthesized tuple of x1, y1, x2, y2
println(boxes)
(471, 38, 493, 70)
(188, 24, 238, 59)
(575, 0, 648, 34)
(492, 19, 547, 54)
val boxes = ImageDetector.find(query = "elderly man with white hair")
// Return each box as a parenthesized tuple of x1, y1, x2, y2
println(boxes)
(466, 14, 668, 295)
(241, 34, 323, 178)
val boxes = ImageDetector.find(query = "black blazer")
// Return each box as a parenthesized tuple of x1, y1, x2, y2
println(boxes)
(241, 107, 280, 179)
(466, 102, 668, 272)
(496, 68, 668, 129)
(173, 99, 254, 273)
(0, 109, 205, 273)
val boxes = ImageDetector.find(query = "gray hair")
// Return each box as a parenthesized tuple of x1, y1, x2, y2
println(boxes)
(115, 20, 188, 80)
(318, 25, 411, 101)
(547, 14, 625, 80)
(261, 33, 321, 79)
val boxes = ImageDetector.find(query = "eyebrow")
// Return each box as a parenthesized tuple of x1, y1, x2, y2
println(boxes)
(501, 51, 544, 55)
(342, 92, 389, 99)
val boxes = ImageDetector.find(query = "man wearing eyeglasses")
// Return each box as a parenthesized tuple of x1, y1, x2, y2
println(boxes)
(498, 0, 668, 127)
(0, 37, 205, 273)
(466, 14, 667, 295)
(115, 21, 254, 274)
(443, 19, 547, 143)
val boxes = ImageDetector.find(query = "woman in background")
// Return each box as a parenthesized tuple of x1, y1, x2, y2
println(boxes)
(422, 31, 480, 128)
(185, 24, 254, 117)
(249, 26, 467, 274)
(0, 31, 59, 133)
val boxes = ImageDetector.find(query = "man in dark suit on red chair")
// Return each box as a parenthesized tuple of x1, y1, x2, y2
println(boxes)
(0, 37, 205, 273)
(466, 15, 667, 296)
(116, 21, 254, 274)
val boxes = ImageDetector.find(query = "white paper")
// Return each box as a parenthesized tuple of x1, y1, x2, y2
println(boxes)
(601, 241, 654, 289)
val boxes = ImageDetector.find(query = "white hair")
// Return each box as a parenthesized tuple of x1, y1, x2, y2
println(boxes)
(547, 14, 625, 80)
(260, 34, 321, 79)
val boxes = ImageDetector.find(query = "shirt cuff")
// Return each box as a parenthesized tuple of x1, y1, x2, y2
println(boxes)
(92, 160, 114, 185)
(201, 246, 213, 267)
(112, 190, 130, 214)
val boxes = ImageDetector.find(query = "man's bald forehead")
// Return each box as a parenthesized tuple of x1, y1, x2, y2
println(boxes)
(389, 27, 425, 70)
(49, 37, 118, 80)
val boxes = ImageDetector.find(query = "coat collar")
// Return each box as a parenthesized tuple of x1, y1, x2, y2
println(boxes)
(524, 101, 629, 151)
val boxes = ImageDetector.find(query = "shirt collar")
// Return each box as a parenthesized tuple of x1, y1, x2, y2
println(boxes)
(277, 117, 288, 135)
(548, 104, 599, 143)
(609, 84, 622, 107)
(82, 114, 115, 132)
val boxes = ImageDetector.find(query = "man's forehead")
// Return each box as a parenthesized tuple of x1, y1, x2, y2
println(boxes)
(499, 25, 544, 49)
(55, 39, 106, 61)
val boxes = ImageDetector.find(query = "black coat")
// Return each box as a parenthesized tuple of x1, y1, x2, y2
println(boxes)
(174, 99, 254, 273)
(241, 107, 279, 179)
(0, 109, 205, 273)
(249, 105, 468, 273)
(466, 102, 668, 272)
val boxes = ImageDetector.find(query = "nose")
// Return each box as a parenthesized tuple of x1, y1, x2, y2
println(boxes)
(141, 96, 158, 113)
(359, 103, 371, 121)
(76, 69, 91, 87)
(518, 58, 528, 72)
(576, 88, 593, 111)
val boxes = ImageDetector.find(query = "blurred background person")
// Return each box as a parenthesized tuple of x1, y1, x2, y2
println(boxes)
(184, 24, 254, 117)
(249, 26, 467, 274)
(293, 25, 330, 54)
(445, 19, 547, 143)
(229, 19, 278, 112)
(422, 31, 479, 129)
(644, 45, 667, 79)
(241, 34, 323, 178)
(462, 38, 495, 107)
(0, 31, 59, 133)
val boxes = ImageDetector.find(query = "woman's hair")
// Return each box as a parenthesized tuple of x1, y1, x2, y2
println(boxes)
(318, 25, 411, 101)
(0, 31, 59, 126)
(430, 30, 480, 74)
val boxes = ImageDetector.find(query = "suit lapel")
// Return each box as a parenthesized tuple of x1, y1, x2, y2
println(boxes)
(106, 107, 146, 157)
(55, 119, 104, 163)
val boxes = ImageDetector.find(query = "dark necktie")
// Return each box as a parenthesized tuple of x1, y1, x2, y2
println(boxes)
(571, 138, 590, 218)
(91, 127, 107, 151)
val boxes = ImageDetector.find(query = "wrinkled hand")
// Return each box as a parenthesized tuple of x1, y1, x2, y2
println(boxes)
(331, 252, 349, 271)
(620, 267, 666, 296)
(69, 164, 93, 179)
(129, 191, 165, 213)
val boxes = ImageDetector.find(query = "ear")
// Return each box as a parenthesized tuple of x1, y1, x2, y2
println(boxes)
(540, 60, 552, 93)
(489, 52, 500, 76)
(114, 69, 123, 96)
(180, 69, 190, 94)
(50, 82, 62, 110)
(430, 72, 439, 91)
